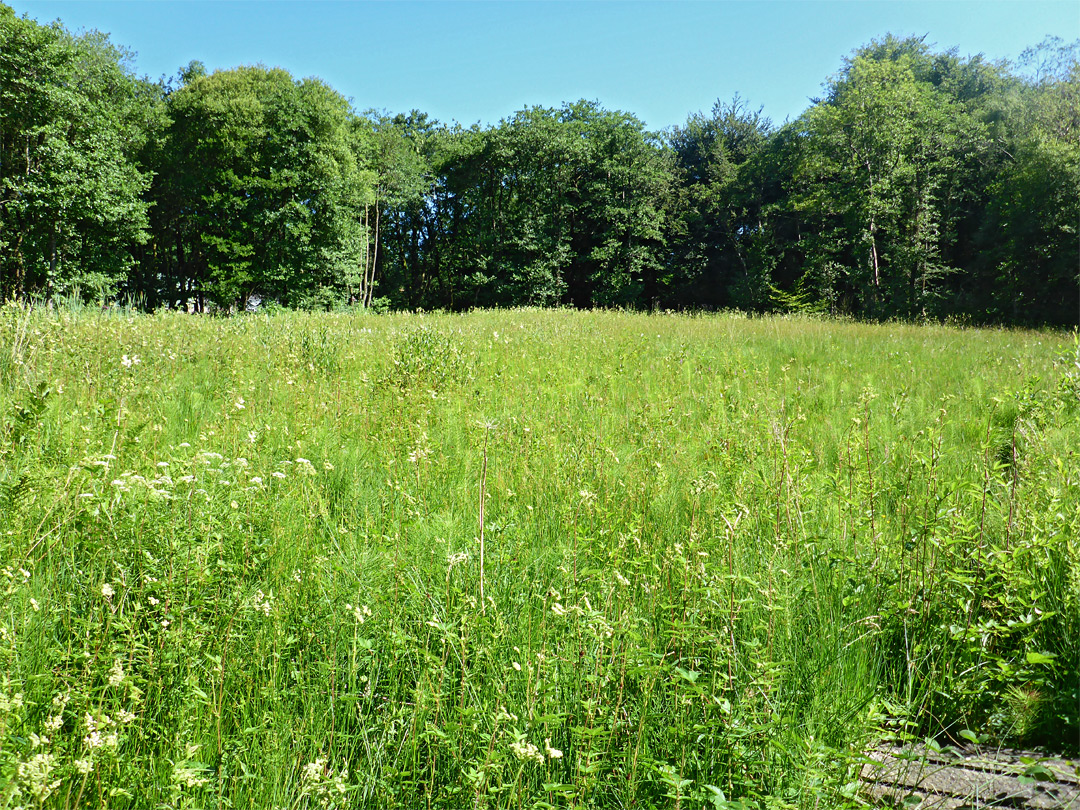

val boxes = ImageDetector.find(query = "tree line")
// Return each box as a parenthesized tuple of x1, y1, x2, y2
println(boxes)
(2, 4, 1077, 324)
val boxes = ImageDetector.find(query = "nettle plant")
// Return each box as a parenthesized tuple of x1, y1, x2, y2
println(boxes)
(871, 365, 1080, 748)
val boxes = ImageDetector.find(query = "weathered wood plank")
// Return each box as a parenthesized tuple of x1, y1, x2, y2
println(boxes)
(861, 745, 1080, 809)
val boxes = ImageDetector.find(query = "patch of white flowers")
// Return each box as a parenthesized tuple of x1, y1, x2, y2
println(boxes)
(509, 735, 545, 764)
(251, 589, 274, 617)
(300, 757, 352, 808)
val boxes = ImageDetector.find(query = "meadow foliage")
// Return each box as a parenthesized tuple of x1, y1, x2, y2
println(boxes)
(0, 305, 1077, 808)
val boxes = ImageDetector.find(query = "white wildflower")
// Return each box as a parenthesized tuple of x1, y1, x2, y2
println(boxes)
(545, 738, 563, 759)
(0, 686, 24, 713)
(300, 757, 351, 803)
(18, 752, 60, 803)
(303, 758, 326, 783)
(509, 738, 544, 764)
(101, 583, 115, 600)
(107, 659, 125, 687)
(73, 758, 93, 775)
(252, 590, 274, 617)
(173, 761, 210, 789)
(30, 598, 40, 612)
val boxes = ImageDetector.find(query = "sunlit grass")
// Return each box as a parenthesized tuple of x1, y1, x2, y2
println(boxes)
(1, 304, 1077, 808)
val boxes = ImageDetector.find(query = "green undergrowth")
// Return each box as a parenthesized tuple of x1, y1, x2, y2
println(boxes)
(1, 303, 1077, 808)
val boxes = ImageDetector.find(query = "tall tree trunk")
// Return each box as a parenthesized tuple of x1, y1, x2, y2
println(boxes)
(866, 163, 881, 289)
(869, 217, 880, 288)
(366, 197, 380, 308)
(358, 205, 368, 305)
(47, 226, 58, 300)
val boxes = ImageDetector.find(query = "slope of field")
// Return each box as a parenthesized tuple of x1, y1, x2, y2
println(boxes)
(1, 306, 1077, 808)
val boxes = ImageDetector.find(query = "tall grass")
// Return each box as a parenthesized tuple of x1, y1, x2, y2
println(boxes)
(1, 304, 1077, 808)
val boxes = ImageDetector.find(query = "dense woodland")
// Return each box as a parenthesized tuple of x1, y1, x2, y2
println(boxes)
(1, 4, 1077, 324)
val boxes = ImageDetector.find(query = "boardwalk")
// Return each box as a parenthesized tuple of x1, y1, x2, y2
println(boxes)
(862, 745, 1080, 809)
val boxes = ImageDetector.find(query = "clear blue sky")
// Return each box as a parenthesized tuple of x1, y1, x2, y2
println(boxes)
(9, 1, 1079, 130)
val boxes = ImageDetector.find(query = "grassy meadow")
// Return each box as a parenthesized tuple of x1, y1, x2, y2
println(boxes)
(1, 304, 1078, 809)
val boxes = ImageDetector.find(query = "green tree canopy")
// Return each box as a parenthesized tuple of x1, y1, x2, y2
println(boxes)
(0, 4, 160, 301)
(146, 64, 373, 310)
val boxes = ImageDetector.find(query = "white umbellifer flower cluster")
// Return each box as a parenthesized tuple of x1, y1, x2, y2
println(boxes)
(544, 739, 563, 760)
(108, 659, 125, 687)
(109, 468, 176, 499)
(101, 582, 115, 600)
(173, 762, 210, 789)
(345, 604, 372, 623)
(121, 354, 141, 367)
(300, 757, 351, 808)
(509, 738, 545, 764)
(408, 432, 432, 465)
(18, 752, 60, 803)
(82, 712, 120, 751)
(251, 589, 274, 617)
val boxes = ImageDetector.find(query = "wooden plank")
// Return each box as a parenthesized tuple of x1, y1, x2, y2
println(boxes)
(861, 745, 1080, 809)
